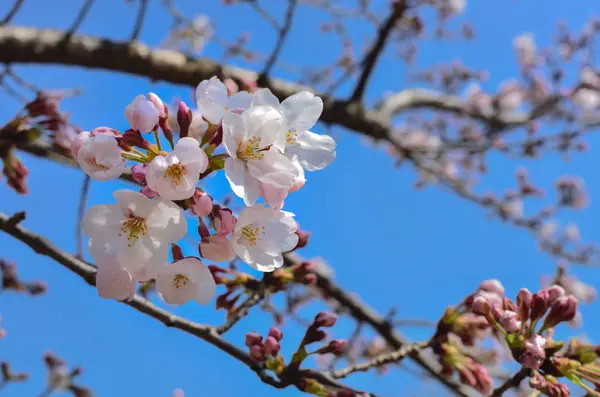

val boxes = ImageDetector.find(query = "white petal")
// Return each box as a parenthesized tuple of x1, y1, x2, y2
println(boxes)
(259, 183, 288, 210)
(222, 112, 245, 157)
(280, 91, 323, 132)
(113, 190, 153, 217)
(242, 172, 261, 206)
(287, 130, 336, 171)
(278, 233, 299, 253)
(251, 88, 280, 108)
(174, 137, 208, 171)
(145, 198, 187, 242)
(224, 158, 248, 199)
(127, 243, 168, 282)
(227, 91, 253, 111)
(199, 235, 236, 262)
(156, 268, 196, 305)
(82, 204, 123, 239)
(196, 77, 228, 124)
(243, 106, 286, 149)
(247, 150, 300, 188)
(235, 204, 268, 229)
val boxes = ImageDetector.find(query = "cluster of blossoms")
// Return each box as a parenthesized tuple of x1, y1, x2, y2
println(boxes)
(74, 77, 335, 305)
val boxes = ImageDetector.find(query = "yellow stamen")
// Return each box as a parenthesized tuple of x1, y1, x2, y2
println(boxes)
(173, 274, 190, 289)
(241, 225, 266, 247)
(286, 129, 298, 145)
(165, 163, 186, 185)
(119, 217, 147, 247)
(87, 158, 109, 170)
(237, 136, 265, 161)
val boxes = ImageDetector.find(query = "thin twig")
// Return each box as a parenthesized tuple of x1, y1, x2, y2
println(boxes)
(216, 289, 266, 334)
(129, 0, 149, 41)
(66, 0, 95, 35)
(247, 0, 280, 31)
(329, 341, 430, 379)
(260, 0, 297, 78)
(349, 3, 406, 102)
(0, 0, 25, 26)
(490, 367, 530, 397)
(76, 175, 90, 259)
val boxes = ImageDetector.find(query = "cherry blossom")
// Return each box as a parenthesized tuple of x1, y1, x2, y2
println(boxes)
(230, 204, 298, 272)
(155, 258, 216, 305)
(75, 133, 126, 181)
(222, 106, 303, 206)
(252, 89, 336, 171)
(513, 33, 537, 67)
(199, 235, 236, 262)
(125, 94, 160, 132)
(196, 76, 252, 124)
(146, 137, 208, 200)
(82, 190, 187, 281)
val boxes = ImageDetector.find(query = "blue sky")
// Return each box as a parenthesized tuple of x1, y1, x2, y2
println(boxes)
(1, 0, 599, 396)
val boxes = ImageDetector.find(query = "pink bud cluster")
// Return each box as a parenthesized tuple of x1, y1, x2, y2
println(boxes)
(245, 326, 284, 362)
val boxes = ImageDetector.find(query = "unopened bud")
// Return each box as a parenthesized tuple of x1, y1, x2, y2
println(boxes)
(547, 285, 566, 305)
(314, 312, 338, 328)
(177, 101, 193, 138)
(268, 326, 283, 341)
(479, 279, 505, 295)
(249, 345, 265, 361)
(324, 339, 348, 356)
(263, 336, 281, 355)
(148, 92, 166, 119)
(517, 288, 532, 322)
(122, 129, 151, 149)
(542, 295, 578, 330)
(472, 296, 491, 315)
(191, 191, 213, 217)
(294, 229, 311, 250)
(131, 163, 147, 184)
(171, 244, 184, 261)
(530, 289, 550, 322)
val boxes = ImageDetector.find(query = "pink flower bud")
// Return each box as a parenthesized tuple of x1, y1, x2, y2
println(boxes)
(517, 288, 532, 322)
(177, 101, 192, 138)
(213, 207, 237, 237)
(326, 339, 348, 356)
(530, 289, 550, 322)
(122, 129, 151, 149)
(268, 326, 283, 341)
(249, 345, 265, 361)
(141, 185, 158, 198)
(522, 334, 546, 369)
(479, 279, 505, 295)
(472, 296, 491, 315)
(171, 244, 184, 261)
(125, 94, 159, 132)
(542, 295, 578, 330)
(499, 310, 522, 333)
(245, 331, 263, 347)
(71, 131, 90, 159)
(131, 164, 147, 184)
(294, 229, 311, 250)
(148, 92, 166, 119)
(547, 285, 566, 305)
(263, 336, 280, 355)
(314, 312, 337, 328)
(192, 191, 213, 217)
(303, 273, 317, 285)
(199, 235, 236, 262)
(304, 329, 328, 344)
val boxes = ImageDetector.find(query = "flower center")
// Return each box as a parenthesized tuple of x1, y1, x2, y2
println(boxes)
(172, 273, 190, 289)
(237, 136, 266, 161)
(286, 129, 298, 145)
(241, 225, 266, 247)
(86, 157, 109, 170)
(120, 217, 147, 246)
(165, 163, 186, 185)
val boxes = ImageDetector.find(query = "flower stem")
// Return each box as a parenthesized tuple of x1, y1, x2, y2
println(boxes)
(153, 129, 163, 151)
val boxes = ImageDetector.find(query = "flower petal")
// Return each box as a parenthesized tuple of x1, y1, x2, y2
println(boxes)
(287, 130, 336, 171)
(280, 91, 323, 132)
(251, 88, 280, 108)
(145, 198, 187, 242)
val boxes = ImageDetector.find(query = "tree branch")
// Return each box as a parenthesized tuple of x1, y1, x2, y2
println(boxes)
(329, 341, 429, 379)
(260, 0, 297, 78)
(350, 3, 405, 102)
(129, 0, 149, 41)
(490, 368, 530, 397)
(0, 0, 25, 26)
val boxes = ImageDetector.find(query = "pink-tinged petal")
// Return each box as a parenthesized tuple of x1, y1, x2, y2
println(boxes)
(112, 190, 153, 217)
(247, 150, 299, 188)
(199, 235, 236, 262)
(259, 183, 288, 210)
(156, 263, 197, 305)
(224, 157, 248, 199)
(71, 131, 90, 158)
(192, 191, 213, 217)
(196, 77, 228, 124)
(95, 257, 136, 301)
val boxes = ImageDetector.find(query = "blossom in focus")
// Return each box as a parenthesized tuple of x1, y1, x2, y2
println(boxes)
(156, 257, 216, 305)
(252, 89, 336, 171)
(199, 235, 236, 262)
(222, 106, 302, 206)
(196, 77, 252, 124)
(95, 253, 136, 301)
(83, 190, 187, 282)
(230, 204, 298, 272)
(146, 137, 208, 200)
(125, 94, 160, 132)
(75, 133, 126, 181)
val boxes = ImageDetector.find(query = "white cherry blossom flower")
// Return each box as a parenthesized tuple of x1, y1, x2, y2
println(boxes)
(125, 94, 160, 132)
(252, 89, 336, 171)
(146, 137, 208, 200)
(230, 204, 298, 272)
(196, 77, 252, 124)
(222, 106, 302, 206)
(513, 33, 536, 67)
(76, 133, 126, 181)
(156, 258, 216, 305)
(83, 190, 187, 281)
